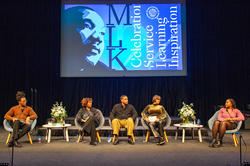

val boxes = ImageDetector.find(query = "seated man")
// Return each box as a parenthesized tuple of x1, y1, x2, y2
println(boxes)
(110, 95, 138, 145)
(4, 91, 38, 147)
(75, 97, 102, 146)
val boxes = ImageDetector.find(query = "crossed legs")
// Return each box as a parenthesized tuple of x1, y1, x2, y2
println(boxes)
(210, 120, 234, 147)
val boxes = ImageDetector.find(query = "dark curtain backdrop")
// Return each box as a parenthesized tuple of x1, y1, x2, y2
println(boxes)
(1, 0, 250, 126)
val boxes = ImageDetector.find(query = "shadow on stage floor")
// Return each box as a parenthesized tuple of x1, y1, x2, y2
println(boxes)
(0, 127, 250, 166)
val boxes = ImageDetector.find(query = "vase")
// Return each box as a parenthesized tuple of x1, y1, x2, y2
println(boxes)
(54, 118, 63, 126)
(52, 118, 57, 124)
(183, 118, 190, 124)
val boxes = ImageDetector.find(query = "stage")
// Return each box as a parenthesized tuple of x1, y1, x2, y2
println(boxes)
(0, 128, 249, 166)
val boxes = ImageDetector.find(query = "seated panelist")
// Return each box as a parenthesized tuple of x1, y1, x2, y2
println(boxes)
(110, 95, 138, 145)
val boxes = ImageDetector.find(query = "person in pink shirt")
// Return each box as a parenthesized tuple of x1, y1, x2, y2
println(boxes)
(210, 98, 245, 148)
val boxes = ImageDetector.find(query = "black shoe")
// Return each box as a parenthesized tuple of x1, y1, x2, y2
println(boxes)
(90, 142, 97, 146)
(155, 137, 161, 143)
(8, 140, 13, 147)
(113, 138, 119, 145)
(209, 138, 217, 148)
(216, 139, 223, 147)
(13, 141, 22, 148)
(156, 138, 165, 145)
(128, 138, 135, 145)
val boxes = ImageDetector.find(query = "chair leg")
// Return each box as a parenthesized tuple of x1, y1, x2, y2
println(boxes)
(6, 132, 11, 144)
(77, 132, 84, 143)
(96, 131, 101, 143)
(235, 135, 239, 145)
(164, 131, 168, 143)
(77, 135, 81, 143)
(145, 130, 150, 143)
(132, 134, 135, 142)
(27, 132, 33, 144)
(232, 133, 238, 147)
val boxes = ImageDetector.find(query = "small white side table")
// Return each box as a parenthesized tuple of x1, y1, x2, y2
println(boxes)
(174, 123, 203, 143)
(42, 124, 71, 143)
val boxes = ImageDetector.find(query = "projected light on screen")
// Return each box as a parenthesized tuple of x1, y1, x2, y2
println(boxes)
(61, 0, 186, 77)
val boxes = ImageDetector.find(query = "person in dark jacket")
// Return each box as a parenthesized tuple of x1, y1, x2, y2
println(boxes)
(75, 97, 102, 146)
(110, 95, 138, 145)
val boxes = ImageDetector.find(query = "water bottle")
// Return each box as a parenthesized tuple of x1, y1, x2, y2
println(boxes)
(107, 133, 111, 143)
(142, 133, 146, 143)
(197, 119, 200, 126)
(38, 135, 41, 143)
(76, 133, 79, 142)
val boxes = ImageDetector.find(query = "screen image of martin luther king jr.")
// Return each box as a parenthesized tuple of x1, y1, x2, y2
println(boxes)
(62, 6, 108, 73)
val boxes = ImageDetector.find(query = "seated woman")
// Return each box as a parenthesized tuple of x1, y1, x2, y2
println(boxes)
(75, 97, 101, 146)
(210, 98, 245, 148)
(141, 95, 168, 145)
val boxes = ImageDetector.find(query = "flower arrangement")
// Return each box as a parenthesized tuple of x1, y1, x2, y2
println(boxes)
(178, 102, 196, 123)
(50, 102, 68, 123)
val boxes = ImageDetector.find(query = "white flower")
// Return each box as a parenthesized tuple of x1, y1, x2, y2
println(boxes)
(178, 102, 196, 120)
(51, 101, 68, 119)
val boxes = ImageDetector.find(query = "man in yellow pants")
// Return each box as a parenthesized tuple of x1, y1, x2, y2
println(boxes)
(110, 95, 138, 145)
